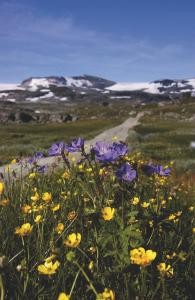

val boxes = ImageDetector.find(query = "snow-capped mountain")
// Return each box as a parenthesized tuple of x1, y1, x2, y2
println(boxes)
(107, 78, 195, 95)
(20, 75, 115, 91)
(0, 75, 195, 104)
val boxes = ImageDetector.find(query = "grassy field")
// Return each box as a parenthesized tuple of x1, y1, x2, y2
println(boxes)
(0, 101, 138, 166)
(128, 99, 195, 172)
(0, 119, 121, 166)
(0, 99, 195, 299)
(0, 140, 194, 299)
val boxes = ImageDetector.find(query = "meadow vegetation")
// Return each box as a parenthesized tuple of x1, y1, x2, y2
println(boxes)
(128, 99, 195, 172)
(0, 137, 194, 299)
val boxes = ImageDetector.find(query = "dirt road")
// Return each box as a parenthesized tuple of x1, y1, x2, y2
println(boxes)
(0, 112, 143, 181)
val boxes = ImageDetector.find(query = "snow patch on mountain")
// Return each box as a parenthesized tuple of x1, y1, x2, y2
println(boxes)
(26, 91, 54, 102)
(65, 77, 92, 88)
(107, 78, 195, 95)
(0, 84, 23, 91)
(107, 82, 162, 94)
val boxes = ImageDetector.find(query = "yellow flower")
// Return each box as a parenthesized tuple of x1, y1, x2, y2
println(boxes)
(166, 252, 176, 260)
(102, 207, 115, 221)
(62, 171, 70, 179)
(192, 227, 195, 233)
(130, 247, 156, 267)
(37, 259, 60, 275)
(88, 260, 94, 271)
(11, 158, 17, 164)
(149, 220, 154, 227)
(42, 192, 52, 203)
(131, 197, 139, 205)
(0, 182, 5, 195)
(64, 233, 81, 248)
(161, 200, 167, 208)
(149, 198, 156, 204)
(58, 293, 70, 300)
(78, 164, 84, 170)
(21, 205, 32, 214)
(157, 262, 173, 277)
(141, 202, 150, 208)
(112, 135, 118, 141)
(97, 288, 115, 300)
(51, 204, 60, 212)
(178, 251, 187, 261)
(88, 246, 97, 254)
(29, 172, 38, 179)
(168, 214, 176, 221)
(31, 192, 40, 202)
(55, 223, 65, 234)
(15, 223, 33, 237)
(188, 206, 194, 212)
(34, 215, 42, 224)
(67, 211, 77, 221)
(0, 198, 10, 206)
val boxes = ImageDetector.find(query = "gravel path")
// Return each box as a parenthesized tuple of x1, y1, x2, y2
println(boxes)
(0, 112, 143, 181)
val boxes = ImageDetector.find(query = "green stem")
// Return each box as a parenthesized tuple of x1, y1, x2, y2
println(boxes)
(69, 270, 80, 297)
(0, 275, 5, 300)
(75, 262, 99, 297)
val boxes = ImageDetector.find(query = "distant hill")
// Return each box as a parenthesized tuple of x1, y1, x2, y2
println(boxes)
(0, 75, 195, 104)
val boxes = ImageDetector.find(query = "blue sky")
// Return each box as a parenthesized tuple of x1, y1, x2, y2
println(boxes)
(0, 0, 195, 82)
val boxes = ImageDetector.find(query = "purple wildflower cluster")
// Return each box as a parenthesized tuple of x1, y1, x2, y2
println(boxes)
(142, 164, 171, 176)
(116, 163, 136, 182)
(46, 138, 171, 183)
(92, 141, 128, 163)
(28, 151, 44, 164)
(48, 138, 84, 156)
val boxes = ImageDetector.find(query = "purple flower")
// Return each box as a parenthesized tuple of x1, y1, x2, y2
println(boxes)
(48, 142, 66, 156)
(37, 165, 47, 173)
(142, 165, 156, 176)
(28, 151, 44, 164)
(112, 142, 129, 156)
(116, 163, 136, 182)
(92, 141, 118, 163)
(155, 165, 171, 176)
(92, 141, 129, 163)
(142, 164, 171, 176)
(65, 137, 84, 152)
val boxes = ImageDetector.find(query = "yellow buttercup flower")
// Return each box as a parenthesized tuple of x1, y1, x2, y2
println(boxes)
(58, 293, 70, 300)
(97, 288, 115, 300)
(0, 182, 5, 195)
(31, 192, 40, 202)
(11, 158, 17, 164)
(0, 198, 10, 206)
(192, 227, 195, 233)
(34, 215, 42, 224)
(64, 233, 81, 248)
(62, 171, 70, 179)
(51, 204, 60, 212)
(188, 206, 194, 212)
(166, 252, 176, 260)
(157, 262, 173, 277)
(29, 172, 38, 179)
(130, 247, 156, 267)
(67, 211, 77, 221)
(141, 202, 150, 208)
(131, 197, 139, 205)
(21, 205, 32, 214)
(101, 207, 115, 221)
(42, 192, 52, 203)
(37, 259, 60, 275)
(15, 223, 33, 237)
(55, 223, 65, 234)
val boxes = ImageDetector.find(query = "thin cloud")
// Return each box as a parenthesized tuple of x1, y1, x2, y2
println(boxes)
(0, 1, 191, 82)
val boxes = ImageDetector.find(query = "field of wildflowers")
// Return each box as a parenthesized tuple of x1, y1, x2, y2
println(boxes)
(0, 137, 194, 299)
